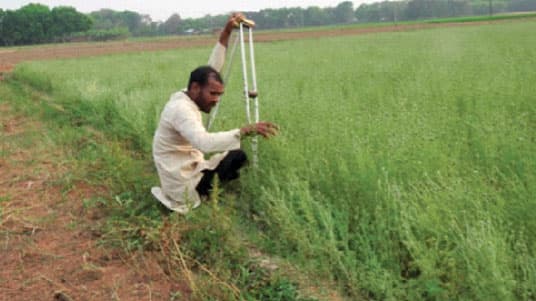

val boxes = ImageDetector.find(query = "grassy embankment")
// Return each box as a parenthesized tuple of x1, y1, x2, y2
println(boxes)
(3, 19, 535, 300)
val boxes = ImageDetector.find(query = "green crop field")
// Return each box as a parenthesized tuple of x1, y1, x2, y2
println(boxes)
(7, 20, 536, 300)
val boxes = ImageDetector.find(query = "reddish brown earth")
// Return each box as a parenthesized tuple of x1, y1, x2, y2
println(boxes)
(0, 20, 514, 78)
(0, 104, 189, 300)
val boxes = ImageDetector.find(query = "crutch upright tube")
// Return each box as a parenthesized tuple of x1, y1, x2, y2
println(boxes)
(239, 21, 260, 166)
(239, 22, 251, 124)
(248, 25, 260, 167)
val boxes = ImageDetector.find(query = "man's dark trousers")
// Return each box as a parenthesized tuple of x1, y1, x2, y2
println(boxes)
(196, 149, 247, 196)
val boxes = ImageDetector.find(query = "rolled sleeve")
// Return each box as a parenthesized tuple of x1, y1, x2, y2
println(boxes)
(207, 42, 226, 72)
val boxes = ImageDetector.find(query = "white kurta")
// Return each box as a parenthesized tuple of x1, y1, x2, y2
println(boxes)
(152, 42, 240, 209)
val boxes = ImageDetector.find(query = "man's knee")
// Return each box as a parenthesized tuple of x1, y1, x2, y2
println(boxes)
(228, 149, 247, 167)
(216, 149, 247, 181)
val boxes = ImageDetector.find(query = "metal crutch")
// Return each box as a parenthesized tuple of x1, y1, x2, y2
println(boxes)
(206, 18, 260, 166)
(238, 20, 260, 167)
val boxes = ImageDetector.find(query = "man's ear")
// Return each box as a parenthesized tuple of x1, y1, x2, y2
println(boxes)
(189, 82, 201, 98)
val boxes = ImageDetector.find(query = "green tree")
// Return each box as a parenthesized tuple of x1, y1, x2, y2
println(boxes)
(119, 11, 143, 34)
(0, 4, 93, 46)
(304, 6, 330, 26)
(89, 9, 150, 36)
(334, 1, 355, 23)
(253, 9, 283, 29)
(356, 1, 408, 23)
(1, 9, 26, 45)
(17, 3, 52, 44)
(355, 3, 381, 22)
(90, 9, 120, 30)
(0, 9, 4, 44)
(286, 7, 305, 27)
(509, 0, 536, 11)
(50, 6, 92, 41)
(136, 14, 159, 36)
(162, 13, 181, 34)
(0, 8, 6, 46)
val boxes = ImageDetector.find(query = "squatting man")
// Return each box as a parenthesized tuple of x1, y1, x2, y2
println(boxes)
(152, 13, 278, 213)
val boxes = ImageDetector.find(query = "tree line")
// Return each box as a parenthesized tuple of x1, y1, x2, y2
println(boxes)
(0, 4, 91, 46)
(158, 0, 536, 33)
(1, 0, 536, 46)
(355, 0, 536, 23)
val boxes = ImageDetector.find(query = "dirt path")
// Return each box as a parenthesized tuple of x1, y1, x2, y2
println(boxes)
(0, 103, 188, 300)
(0, 20, 518, 77)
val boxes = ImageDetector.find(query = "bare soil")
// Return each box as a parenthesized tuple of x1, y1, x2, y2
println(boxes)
(0, 103, 189, 300)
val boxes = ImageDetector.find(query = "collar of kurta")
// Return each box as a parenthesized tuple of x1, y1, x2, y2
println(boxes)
(180, 89, 201, 111)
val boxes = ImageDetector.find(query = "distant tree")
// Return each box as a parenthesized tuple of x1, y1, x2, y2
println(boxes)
(355, 1, 408, 23)
(0, 4, 93, 46)
(355, 3, 381, 22)
(304, 6, 330, 26)
(253, 9, 283, 29)
(162, 13, 181, 34)
(404, 0, 462, 19)
(49, 6, 92, 41)
(89, 9, 115, 30)
(287, 7, 305, 27)
(120, 11, 143, 34)
(406, 0, 431, 19)
(277, 8, 296, 27)
(334, 1, 355, 23)
(136, 14, 159, 36)
(509, 0, 536, 11)
(0, 9, 4, 45)
(448, 0, 472, 16)
(1, 9, 29, 45)
(17, 3, 52, 44)
(469, 0, 509, 15)
(91, 10, 128, 30)
(89, 9, 154, 36)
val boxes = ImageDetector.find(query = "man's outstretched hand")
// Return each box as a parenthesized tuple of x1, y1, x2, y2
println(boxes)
(240, 122, 279, 139)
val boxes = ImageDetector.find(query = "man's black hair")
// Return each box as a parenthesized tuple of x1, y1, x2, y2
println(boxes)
(187, 65, 224, 90)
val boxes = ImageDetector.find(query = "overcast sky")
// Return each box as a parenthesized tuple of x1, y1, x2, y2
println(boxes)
(2, 0, 378, 21)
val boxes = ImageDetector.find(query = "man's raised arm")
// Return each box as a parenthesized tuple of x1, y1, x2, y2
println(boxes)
(207, 13, 245, 72)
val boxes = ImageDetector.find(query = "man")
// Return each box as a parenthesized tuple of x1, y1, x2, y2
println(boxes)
(152, 13, 278, 214)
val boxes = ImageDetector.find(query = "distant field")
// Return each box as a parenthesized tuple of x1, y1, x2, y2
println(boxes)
(2, 13, 536, 71)
(9, 19, 536, 300)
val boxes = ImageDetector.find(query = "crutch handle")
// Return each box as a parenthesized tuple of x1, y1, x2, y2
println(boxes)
(241, 18, 256, 28)
(233, 17, 255, 28)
